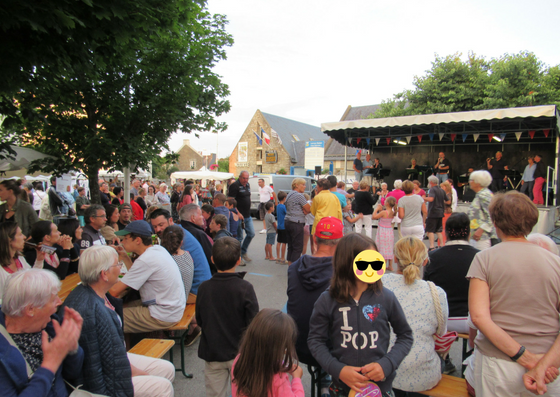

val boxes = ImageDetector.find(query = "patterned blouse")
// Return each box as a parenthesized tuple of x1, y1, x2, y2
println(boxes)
(11, 331, 49, 372)
(467, 188, 497, 241)
(383, 273, 448, 392)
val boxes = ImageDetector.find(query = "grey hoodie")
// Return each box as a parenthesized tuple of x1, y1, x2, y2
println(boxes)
(308, 287, 413, 394)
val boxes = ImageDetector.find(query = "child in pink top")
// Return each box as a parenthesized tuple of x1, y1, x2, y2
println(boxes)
(232, 309, 304, 397)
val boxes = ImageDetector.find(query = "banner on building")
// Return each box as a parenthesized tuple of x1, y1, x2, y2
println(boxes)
(304, 141, 325, 171)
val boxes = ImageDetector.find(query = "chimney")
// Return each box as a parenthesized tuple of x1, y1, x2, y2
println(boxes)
(183, 139, 190, 146)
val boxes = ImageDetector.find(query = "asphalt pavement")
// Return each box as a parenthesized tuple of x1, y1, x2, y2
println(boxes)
(171, 219, 465, 397)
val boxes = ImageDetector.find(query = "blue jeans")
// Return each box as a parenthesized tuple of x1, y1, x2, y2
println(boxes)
(354, 171, 363, 182)
(236, 216, 255, 255)
(437, 173, 448, 184)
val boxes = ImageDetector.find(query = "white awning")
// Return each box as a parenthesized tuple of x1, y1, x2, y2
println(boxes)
(321, 105, 558, 133)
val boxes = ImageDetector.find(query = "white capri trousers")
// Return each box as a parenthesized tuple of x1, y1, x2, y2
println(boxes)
(128, 352, 175, 397)
(474, 352, 560, 397)
(400, 224, 424, 240)
(355, 216, 373, 238)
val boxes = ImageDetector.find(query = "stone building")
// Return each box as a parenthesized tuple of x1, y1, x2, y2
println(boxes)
(229, 110, 326, 176)
(176, 139, 204, 171)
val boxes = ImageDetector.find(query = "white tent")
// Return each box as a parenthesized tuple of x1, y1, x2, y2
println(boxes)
(170, 170, 234, 186)
(0, 145, 55, 172)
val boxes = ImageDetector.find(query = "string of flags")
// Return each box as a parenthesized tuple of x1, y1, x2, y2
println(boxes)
(345, 129, 552, 146)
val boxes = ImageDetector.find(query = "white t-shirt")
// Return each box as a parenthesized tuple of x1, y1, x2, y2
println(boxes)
(121, 245, 186, 323)
(259, 186, 274, 203)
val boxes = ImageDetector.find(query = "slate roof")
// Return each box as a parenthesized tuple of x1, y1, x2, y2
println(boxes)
(261, 112, 325, 161)
(324, 104, 381, 159)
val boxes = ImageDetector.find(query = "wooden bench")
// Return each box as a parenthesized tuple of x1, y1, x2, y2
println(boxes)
(58, 273, 81, 302)
(418, 374, 469, 397)
(164, 304, 196, 378)
(128, 339, 175, 359)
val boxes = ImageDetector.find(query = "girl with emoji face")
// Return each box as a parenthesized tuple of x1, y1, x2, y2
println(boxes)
(308, 233, 413, 397)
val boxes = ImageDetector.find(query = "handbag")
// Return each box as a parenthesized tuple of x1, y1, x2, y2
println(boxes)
(0, 323, 108, 397)
(427, 281, 458, 359)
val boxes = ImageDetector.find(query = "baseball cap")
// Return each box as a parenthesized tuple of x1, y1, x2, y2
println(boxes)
(315, 217, 343, 240)
(114, 220, 153, 237)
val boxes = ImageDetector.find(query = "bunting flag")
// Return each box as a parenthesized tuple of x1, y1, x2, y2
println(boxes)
(271, 128, 282, 145)
(405, 136, 411, 144)
(261, 128, 271, 145)
(515, 132, 522, 141)
(417, 135, 423, 142)
(253, 130, 262, 146)
(348, 137, 352, 144)
(366, 138, 371, 145)
(356, 149, 360, 155)
(450, 134, 456, 142)
(462, 134, 468, 142)
(429, 133, 434, 141)
(488, 133, 494, 142)
(473, 134, 479, 142)
(357, 138, 361, 144)
(544, 129, 550, 138)
(439, 133, 444, 141)
(529, 130, 535, 139)
(386, 138, 391, 145)
(499, 133, 506, 141)
(375, 138, 380, 146)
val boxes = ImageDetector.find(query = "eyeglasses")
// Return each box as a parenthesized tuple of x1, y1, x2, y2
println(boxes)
(355, 260, 384, 272)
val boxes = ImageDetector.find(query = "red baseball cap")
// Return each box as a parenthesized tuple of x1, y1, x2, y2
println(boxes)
(315, 217, 343, 240)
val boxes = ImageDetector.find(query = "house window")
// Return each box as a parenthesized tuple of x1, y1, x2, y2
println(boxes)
(190, 160, 196, 169)
(292, 134, 300, 141)
(256, 165, 262, 173)
(257, 150, 262, 160)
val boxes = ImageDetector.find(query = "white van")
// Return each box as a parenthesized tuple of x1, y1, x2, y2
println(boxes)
(248, 175, 316, 218)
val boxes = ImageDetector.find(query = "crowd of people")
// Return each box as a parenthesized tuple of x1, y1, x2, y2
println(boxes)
(1, 155, 559, 397)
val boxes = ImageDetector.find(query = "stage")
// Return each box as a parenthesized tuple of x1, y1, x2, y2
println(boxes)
(455, 202, 558, 235)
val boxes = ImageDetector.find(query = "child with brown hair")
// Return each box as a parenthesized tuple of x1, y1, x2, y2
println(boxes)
(232, 308, 304, 397)
(308, 233, 412, 397)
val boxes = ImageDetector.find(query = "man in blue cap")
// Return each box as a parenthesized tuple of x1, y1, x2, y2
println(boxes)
(109, 220, 186, 333)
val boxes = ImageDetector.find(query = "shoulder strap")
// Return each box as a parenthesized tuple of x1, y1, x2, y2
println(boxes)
(427, 281, 445, 336)
(0, 323, 33, 377)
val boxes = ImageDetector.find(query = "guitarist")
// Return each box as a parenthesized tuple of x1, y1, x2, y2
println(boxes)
(434, 152, 451, 183)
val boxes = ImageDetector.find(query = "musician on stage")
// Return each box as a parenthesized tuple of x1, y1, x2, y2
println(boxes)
(361, 153, 374, 187)
(486, 151, 508, 192)
(407, 158, 419, 180)
(434, 152, 451, 183)
(458, 167, 475, 202)
(520, 156, 536, 201)
(533, 154, 547, 205)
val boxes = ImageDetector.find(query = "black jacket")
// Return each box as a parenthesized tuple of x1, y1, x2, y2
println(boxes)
(196, 272, 259, 362)
(181, 220, 215, 274)
(287, 255, 333, 365)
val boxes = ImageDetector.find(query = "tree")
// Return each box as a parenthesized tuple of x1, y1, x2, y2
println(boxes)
(371, 51, 560, 119)
(218, 158, 229, 173)
(5, 1, 232, 203)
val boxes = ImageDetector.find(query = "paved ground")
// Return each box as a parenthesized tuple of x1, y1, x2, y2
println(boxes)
(170, 219, 466, 397)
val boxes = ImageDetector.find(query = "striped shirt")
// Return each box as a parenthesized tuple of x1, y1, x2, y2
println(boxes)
(284, 191, 308, 223)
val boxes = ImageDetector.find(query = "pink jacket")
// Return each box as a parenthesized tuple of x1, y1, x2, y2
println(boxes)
(231, 357, 304, 397)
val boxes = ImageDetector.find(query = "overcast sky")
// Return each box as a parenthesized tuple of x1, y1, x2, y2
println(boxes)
(167, 0, 560, 160)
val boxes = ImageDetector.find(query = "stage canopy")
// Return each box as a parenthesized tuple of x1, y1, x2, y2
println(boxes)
(322, 105, 559, 148)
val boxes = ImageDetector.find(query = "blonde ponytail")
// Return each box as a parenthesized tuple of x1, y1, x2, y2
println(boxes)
(394, 236, 428, 285)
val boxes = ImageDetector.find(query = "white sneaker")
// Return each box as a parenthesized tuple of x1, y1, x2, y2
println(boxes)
(260, 229, 267, 234)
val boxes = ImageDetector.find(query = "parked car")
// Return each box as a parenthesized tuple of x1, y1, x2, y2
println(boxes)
(249, 175, 316, 218)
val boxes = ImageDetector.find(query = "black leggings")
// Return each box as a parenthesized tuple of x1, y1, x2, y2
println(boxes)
(285, 220, 304, 262)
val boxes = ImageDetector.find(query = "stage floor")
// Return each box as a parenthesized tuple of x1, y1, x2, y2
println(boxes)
(455, 202, 558, 235)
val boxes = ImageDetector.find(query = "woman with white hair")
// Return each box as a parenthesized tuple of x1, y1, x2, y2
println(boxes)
(0, 268, 84, 396)
(63, 246, 174, 397)
(376, 182, 389, 205)
(387, 179, 405, 204)
(467, 170, 497, 250)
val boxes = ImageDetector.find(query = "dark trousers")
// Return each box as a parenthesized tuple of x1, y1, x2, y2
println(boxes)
(520, 180, 534, 201)
(285, 220, 304, 262)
